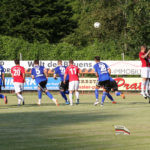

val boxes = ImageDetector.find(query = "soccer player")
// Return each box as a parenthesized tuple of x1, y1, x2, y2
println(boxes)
(0, 64, 7, 104)
(139, 45, 150, 98)
(109, 77, 125, 99)
(54, 60, 70, 105)
(31, 60, 59, 106)
(11, 60, 25, 106)
(64, 60, 80, 106)
(93, 56, 116, 106)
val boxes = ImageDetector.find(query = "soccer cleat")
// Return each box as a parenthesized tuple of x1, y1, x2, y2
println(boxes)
(65, 101, 70, 105)
(121, 93, 125, 99)
(141, 92, 147, 99)
(4, 96, 8, 104)
(112, 101, 117, 104)
(100, 103, 104, 107)
(94, 101, 99, 106)
(76, 99, 79, 105)
(70, 103, 73, 106)
(37, 101, 41, 106)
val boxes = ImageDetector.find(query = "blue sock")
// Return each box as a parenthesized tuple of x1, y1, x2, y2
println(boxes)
(107, 93, 114, 101)
(116, 92, 121, 96)
(60, 91, 68, 102)
(101, 92, 107, 104)
(65, 91, 69, 94)
(46, 91, 53, 100)
(95, 89, 99, 99)
(0, 94, 4, 99)
(38, 90, 42, 99)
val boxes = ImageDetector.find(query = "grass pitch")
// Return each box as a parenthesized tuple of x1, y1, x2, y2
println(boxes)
(0, 92, 150, 150)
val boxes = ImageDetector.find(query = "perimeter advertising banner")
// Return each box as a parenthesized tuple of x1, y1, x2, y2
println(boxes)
(2, 77, 142, 91)
(0, 60, 141, 75)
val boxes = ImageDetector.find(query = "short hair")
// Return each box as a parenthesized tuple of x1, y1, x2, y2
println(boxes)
(69, 59, 73, 64)
(94, 56, 100, 61)
(58, 60, 62, 63)
(34, 60, 39, 65)
(14, 60, 20, 65)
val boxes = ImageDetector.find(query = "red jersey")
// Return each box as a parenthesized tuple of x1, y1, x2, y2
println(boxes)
(11, 65, 25, 83)
(139, 52, 148, 67)
(65, 65, 79, 82)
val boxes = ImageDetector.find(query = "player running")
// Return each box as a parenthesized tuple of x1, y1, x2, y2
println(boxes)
(93, 56, 116, 106)
(11, 60, 25, 106)
(0, 64, 7, 104)
(31, 60, 59, 106)
(109, 77, 125, 99)
(64, 60, 80, 106)
(54, 60, 70, 105)
(139, 45, 150, 98)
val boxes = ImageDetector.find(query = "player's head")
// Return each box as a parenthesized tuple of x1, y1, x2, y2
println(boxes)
(34, 60, 39, 65)
(141, 45, 146, 52)
(14, 60, 20, 65)
(69, 59, 73, 65)
(58, 60, 62, 65)
(94, 56, 100, 63)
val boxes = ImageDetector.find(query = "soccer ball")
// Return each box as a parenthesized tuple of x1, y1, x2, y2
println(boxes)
(94, 22, 101, 28)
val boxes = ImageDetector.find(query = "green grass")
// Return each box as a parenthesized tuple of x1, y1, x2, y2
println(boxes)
(0, 93, 150, 150)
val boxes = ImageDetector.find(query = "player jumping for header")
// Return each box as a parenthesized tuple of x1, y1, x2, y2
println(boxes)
(64, 60, 80, 106)
(31, 60, 59, 106)
(93, 56, 116, 106)
(139, 45, 150, 98)
(0, 64, 7, 104)
(54, 60, 70, 105)
(11, 60, 25, 106)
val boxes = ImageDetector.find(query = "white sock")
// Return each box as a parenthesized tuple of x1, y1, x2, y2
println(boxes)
(18, 99, 21, 105)
(75, 91, 79, 100)
(38, 99, 41, 104)
(17, 94, 24, 102)
(141, 80, 146, 94)
(69, 93, 73, 104)
(96, 99, 99, 102)
(145, 80, 149, 94)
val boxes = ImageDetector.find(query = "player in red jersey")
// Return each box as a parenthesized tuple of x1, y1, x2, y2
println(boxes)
(139, 45, 150, 98)
(64, 60, 80, 105)
(11, 60, 25, 106)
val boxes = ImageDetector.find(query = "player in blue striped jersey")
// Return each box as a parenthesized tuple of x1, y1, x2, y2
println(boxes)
(93, 56, 116, 106)
(53, 60, 70, 104)
(31, 60, 59, 106)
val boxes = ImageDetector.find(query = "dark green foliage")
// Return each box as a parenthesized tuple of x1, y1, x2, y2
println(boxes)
(0, 0, 149, 60)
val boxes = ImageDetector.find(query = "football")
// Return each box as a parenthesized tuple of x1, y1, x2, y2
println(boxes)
(94, 22, 101, 28)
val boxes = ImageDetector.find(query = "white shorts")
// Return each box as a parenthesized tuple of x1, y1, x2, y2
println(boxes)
(14, 82, 24, 93)
(69, 81, 79, 91)
(141, 67, 150, 78)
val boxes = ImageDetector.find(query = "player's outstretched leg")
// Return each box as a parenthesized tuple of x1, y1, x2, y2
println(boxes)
(45, 90, 59, 106)
(0, 94, 8, 104)
(94, 88, 99, 106)
(115, 91, 125, 99)
(106, 92, 117, 104)
(38, 89, 42, 105)
(60, 91, 70, 105)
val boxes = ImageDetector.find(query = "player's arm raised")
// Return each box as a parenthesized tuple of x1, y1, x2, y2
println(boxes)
(22, 68, 26, 83)
(141, 50, 150, 58)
